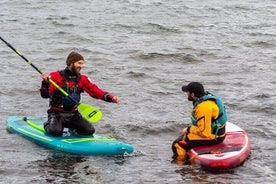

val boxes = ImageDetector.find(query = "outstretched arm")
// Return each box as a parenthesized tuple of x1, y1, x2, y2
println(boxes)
(81, 75, 120, 103)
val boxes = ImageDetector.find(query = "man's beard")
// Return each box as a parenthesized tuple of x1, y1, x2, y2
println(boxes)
(187, 94, 194, 101)
(71, 65, 81, 74)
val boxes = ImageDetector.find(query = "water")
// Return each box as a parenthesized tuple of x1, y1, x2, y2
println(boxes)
(1, 0, 275, 183)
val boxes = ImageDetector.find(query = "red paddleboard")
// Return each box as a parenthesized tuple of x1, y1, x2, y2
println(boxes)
(189, 122, 251, 170)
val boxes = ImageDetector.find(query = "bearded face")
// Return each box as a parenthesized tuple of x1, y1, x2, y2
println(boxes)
(186, 92, 196, 101)
(70, 60, 83, 74)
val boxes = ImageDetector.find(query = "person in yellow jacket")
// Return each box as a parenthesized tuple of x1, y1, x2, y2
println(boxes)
(172, 82, 227, 163)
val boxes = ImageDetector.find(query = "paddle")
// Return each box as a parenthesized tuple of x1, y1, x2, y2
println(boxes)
(0, 37, 102, 123)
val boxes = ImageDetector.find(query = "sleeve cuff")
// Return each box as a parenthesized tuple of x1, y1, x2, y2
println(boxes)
(103, 93, 114, 102)
(41, 80, 49, 88)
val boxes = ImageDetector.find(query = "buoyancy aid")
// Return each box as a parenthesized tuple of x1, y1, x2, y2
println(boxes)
(50, 70, 82, 111)
(191, 92, 227, 136)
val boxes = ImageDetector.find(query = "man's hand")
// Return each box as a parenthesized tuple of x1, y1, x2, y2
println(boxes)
(182, 127, 188, 135)
(41, 73, 48, 81)
(112, 96, 120, 103)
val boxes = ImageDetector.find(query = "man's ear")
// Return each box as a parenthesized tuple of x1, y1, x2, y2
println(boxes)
(190, 92, 197, 100)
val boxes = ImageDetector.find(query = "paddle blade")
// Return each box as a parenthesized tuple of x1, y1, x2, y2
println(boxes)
(77, 103, 102, 123)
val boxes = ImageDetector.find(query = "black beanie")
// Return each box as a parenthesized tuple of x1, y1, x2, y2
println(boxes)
(66, 52, 84, 66)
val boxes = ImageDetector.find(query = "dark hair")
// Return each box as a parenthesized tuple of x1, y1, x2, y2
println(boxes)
(182, 82, 205, 97)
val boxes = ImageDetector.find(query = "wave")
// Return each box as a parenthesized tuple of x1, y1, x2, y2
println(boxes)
(118, 120, 186, 136)
(135, 52, 204, 64)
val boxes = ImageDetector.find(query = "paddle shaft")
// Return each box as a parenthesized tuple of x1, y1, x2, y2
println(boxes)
(0, 37, 79, 105)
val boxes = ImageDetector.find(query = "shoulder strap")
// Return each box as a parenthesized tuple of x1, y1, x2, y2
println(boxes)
(59, 70, 81, 92)
(58, 70, 67, 89)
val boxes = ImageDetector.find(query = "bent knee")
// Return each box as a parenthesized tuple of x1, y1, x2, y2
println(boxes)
(44, 125, 63, 137)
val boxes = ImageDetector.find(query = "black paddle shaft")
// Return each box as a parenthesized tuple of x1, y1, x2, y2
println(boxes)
(0, 37, 43, 74)
(0, 36, 79, 105)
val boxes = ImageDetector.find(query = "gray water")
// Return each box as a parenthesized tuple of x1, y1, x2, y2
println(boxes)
(1, 0, 275, 183)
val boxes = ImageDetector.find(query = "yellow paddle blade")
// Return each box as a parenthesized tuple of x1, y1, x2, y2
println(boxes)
(77, 103, 103, 123)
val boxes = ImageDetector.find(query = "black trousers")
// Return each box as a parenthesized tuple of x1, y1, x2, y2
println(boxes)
(172, 134, 225, 158)
(44, 110, 95, 137)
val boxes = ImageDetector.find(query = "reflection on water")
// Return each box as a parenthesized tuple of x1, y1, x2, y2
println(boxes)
(33, 153, 89, 183)
(175, 166, 236, 184)
(31, 152, 134, 184)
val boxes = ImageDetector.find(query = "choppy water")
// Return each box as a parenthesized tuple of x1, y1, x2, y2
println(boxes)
(1, 0, 275, 183)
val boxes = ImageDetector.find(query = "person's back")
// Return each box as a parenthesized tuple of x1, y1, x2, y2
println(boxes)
(188, 99, 220, 140)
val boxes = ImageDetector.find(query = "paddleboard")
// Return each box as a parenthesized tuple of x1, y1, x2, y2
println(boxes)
(189, 122, 251, 170)
(6, 116, 134, 155)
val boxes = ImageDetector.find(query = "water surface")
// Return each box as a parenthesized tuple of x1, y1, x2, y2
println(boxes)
(0, 0, 275, 183)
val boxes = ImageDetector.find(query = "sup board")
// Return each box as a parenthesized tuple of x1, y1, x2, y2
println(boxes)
(6, 116, 134, 155)
(189, 122, 251, 170)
